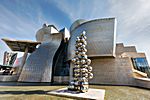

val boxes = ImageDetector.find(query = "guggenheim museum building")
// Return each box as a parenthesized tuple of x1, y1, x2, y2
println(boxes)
(0, 18, 150, 89)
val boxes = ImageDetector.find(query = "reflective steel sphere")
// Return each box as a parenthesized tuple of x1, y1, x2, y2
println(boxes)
(74, 65, 80, 68)
(76, 36, 80, 39)
(81, 68, 88, 73)
(80, 45, 86, 49)
(75, 57, 79, 61)
(72, 58, 76, 63)
(87, 59, 91, 65)
(83, 41, 87, 45)
(77, 47, 82, 51)
(81, 77, 87, 82)
(76, 37, 80, 42)
(70, 81, 75, 85)
(78, 43, 83, 46)
(89, 73, 93, 79)
(82, 31, 86, 36)
(74, 81, 79, 85)
(74, 77, 78, 81)
(82, 55, 88, 59)
(80, 52, 86, 56)
(83, 36, 87, 40)
(83, 73, 88, 78)
(88, 66, 92, 72)
(80, 38, 85, 43)
(76, 60, 80, 64)
(74, 71, 80, 74)
(74, 68, 80, 73)
(75, 50, 79, 55)
(75, 44, 78, 48)
(81, 59, 86, 64)
(82, 65, 88, 68)
(83, 48, 87, 52)
(75, 73, 80, 77)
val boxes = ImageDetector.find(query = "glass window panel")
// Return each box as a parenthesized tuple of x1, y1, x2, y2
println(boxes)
(131, 57, 150, 77)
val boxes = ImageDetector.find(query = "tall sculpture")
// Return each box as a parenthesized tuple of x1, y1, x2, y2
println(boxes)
(68, 31, 93, 93)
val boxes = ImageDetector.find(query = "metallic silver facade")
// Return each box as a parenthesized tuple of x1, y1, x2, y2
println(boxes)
(18, 33, 62, 82)
(67, 18, 116, 60)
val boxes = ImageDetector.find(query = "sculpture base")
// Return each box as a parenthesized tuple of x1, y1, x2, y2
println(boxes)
(48, 88, 105, 100)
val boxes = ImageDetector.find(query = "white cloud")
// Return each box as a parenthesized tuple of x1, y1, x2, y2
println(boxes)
(0, 4, 39, 64)
(51, 0, 101, 22)
(107, 0, 150, 63)
(0, 1, 61, 64)
(0, 5, 39, 39)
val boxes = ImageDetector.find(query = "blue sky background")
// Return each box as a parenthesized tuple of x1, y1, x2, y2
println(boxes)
(0, 0, 150, 64)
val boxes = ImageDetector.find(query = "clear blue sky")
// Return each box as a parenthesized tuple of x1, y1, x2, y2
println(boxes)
(0, 0, 150, 64)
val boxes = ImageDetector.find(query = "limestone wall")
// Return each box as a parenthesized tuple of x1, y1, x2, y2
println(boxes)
(121, 52, 145, 58)
(134, 77, 150, 89)
(0, 75, 18, 82)
(124, 46, 136, 52)
(89, 57, 134, 85)
(53, 76, 69, 84)
(116, 43, 137, 55)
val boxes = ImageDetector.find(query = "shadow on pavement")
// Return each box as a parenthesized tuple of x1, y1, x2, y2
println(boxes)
(0, 90, 47, 95)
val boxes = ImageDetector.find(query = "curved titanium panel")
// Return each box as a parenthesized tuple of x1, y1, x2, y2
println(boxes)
(53, 40, 69, 76)
(67, 18, 116, 60)
(18, 33, 62, 82)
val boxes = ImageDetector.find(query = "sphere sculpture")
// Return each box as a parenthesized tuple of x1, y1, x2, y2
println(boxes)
(68, 31, 93, 93)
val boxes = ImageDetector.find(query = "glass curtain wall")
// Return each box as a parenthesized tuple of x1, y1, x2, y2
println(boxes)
(132, 57, 150, 77)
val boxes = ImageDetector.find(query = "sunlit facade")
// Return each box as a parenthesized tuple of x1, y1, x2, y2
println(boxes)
(0, 18, 150, 89)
